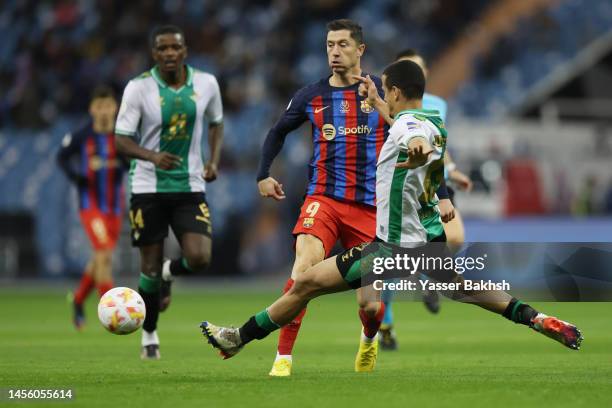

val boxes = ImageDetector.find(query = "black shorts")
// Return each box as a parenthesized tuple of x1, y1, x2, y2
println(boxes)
(336, 233, 448, 289)
(129, 192, 212, 247)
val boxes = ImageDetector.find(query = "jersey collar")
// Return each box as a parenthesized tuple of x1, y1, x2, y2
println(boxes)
(151, 65, 193, 89)
(395, 108, 440, 118)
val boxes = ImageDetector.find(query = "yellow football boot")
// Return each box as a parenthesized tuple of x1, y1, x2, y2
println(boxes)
(354, 333, 378, 372)
(269, 357, 292, 377)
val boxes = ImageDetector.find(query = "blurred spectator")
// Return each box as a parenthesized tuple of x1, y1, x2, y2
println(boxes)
(573, 175, 598, 216)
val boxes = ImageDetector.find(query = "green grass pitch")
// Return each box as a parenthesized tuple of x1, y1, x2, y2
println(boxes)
(1, 287, 611, 407)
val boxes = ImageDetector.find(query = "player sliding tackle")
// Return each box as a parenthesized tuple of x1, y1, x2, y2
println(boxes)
(200, 60, 583, 360)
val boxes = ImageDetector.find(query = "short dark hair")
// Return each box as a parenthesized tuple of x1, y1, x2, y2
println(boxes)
(326, 19, 363, 45)
(90, 85, 115, 101)
(395, 48, 420, 61)
(150, 25, 185, 47)
(382, 60, 425, 100)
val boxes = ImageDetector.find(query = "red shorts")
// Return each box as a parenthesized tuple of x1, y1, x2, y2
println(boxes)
(79, 209, 121, 250)
(292, 194, 376, 257)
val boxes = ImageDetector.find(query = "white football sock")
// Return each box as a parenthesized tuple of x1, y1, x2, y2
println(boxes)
(361, 331, 378, 344)
(161, 259, 172, 282)
(275, 353, 292, 362)
(142, 330, 159, 346)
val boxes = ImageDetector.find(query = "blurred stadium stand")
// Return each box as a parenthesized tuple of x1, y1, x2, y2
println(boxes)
(0, 0, 611, 278)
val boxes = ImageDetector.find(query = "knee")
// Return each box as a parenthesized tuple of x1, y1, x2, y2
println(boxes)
(293, 235, 325, 276)
(293, 248, 324, 277)
(95, 251, 112, 266)
(292, 270, 323, 300)
(184, 249, 211, 273)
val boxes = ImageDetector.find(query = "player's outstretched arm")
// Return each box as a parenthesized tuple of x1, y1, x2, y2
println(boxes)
(353, 74, 394, 125)
(115, 135, 181, 170)
(396, 137, 433, 169)
(204, 122, 223, 182)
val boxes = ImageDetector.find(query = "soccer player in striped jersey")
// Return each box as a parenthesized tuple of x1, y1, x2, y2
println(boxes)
(57, 85, 124, 330)
(114, 25, 223, 359)
(201, 60, 583, 362)
(256, 19, 389, 376)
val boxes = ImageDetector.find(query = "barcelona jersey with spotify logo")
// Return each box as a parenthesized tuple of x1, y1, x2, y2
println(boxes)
(276, 75, 388, 206)
(115, 65, 223, 193)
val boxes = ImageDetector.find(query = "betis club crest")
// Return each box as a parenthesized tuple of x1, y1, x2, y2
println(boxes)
(360, 100, 375, 114)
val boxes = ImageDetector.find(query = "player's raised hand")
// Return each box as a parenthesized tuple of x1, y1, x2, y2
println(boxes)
(203, 162, 218, 182)
(438, 198, 455, 223)
(352, 74, 379, 106)
(258, 177, 286, 201)
(395, 145, 433, 169)
(150, 151, 182, 170)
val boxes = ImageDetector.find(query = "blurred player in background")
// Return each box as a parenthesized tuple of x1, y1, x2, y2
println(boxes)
(57, 85, 124, 330)
(201, 60, 583, 362)
(114, 25, 224, 359)
(359, 49, 473, 350)
(257, 19, 390, 376)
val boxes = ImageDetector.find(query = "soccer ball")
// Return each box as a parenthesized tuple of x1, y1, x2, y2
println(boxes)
(97, 287, 146, 335)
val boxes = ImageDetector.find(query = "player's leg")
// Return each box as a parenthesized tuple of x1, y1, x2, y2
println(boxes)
(354, 284, 384, 371)
(201, 255, 351, 359)
(138, 243, 164, 359)
(72, 260, 94, 330)
(92, 213, 121, 297)
(423, 189, 464, 313)
(443, 209, 465, 254)
(270, 233, 326, 376)
(340, 203, 385, 370)
(179, 232, 212, 273)
(72, 209, 110, 329)
(92, 249, 114, 297)
(378, 287, 397, 350)
(160, 194, 213, 311)
(421, 244, 583, 350)
(129, 193, 169, 359)
(270, 195, 338, 376)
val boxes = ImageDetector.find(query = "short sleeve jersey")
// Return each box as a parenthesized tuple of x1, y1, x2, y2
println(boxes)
(375, 109, 447, 244)
(115, 65, 223, 194)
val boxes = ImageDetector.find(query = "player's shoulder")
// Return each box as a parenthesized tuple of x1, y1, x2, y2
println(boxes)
(122, 70, 155, 94)
(295, 80, 325, 100)
(128, 70, 155, 85)
(390, 112, 432, 136)
(190, 67, 219, 85)
(284, 80, 323, 110)
(63, 122, 92, 146)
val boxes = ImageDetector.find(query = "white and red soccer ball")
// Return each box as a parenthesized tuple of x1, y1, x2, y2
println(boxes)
(97, 287, 146, 335)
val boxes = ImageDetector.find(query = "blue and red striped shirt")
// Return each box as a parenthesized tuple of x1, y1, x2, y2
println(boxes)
(57, 123, 124, 215)
(257, 75, 388, 206)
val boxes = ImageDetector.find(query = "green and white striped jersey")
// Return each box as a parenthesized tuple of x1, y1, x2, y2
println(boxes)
(375, 109, 447, 244)
(115, 65, 223, 194)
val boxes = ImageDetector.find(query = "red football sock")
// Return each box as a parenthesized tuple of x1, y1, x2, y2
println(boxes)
(358, 301, 386, 339)
(277, 278, 307, 355)
(74, 274, 95, 305)
(97, 281, 114, 298)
